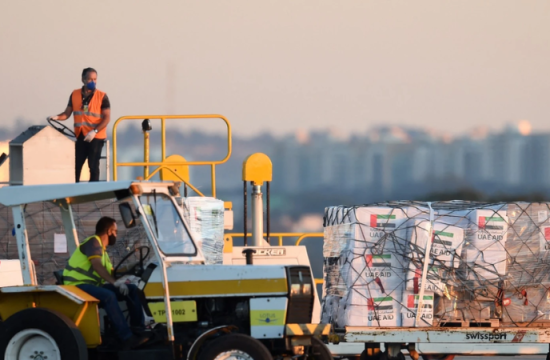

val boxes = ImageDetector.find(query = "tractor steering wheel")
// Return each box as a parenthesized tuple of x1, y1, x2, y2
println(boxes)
(114, 246, 151, 279)
(47, 118, 76, 138)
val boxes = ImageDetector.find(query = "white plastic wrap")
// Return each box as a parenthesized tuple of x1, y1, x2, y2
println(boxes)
(183, 197, 225, 264)
(322, 201, 550, 328)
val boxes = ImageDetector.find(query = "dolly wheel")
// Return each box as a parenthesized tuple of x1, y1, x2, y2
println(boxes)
(421, 355, 455, 360)
(301, 337, 332, 360)
(0, 308, 88, 360)
(199, 333, 272, 360)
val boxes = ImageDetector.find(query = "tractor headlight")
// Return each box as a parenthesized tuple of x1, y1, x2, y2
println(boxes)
(291, 283, 312, 296)
(288, 268, 313, 296)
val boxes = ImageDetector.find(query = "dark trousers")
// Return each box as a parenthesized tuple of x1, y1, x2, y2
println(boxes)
(75, 134, 105, 182)
(77, 283, 145, 341)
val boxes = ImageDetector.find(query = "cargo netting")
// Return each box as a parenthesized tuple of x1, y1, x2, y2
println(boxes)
(0, 200, 151, 285)
(321, 201, 550, 328)
(0, 196, 226, 284)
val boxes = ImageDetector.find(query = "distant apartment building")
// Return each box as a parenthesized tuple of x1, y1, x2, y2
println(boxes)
(269, 122, 550, 196)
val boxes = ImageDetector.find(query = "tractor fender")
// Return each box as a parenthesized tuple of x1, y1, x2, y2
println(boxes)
(187, 325, 237, 360)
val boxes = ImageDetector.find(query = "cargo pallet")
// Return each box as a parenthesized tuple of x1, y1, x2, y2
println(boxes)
(327, 325, 550, 359)
(322, 204, 550, 359)
(439, 317, 500, 328)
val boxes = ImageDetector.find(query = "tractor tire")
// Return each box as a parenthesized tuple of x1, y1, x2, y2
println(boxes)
(302, 337, 332, 360)
(0, 307, 88, 360)
(199, 333, 272, 360)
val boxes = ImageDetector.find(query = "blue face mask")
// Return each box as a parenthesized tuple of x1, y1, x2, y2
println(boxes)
(86, 81, 96, 90)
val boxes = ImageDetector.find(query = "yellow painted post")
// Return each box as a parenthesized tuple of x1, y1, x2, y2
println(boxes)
(211, 164, 216, 198)
(242, 153, 273, 246)
(144, 131, 150, 179)
(161, 116, 166, 162)
(112, 122, 118, 180)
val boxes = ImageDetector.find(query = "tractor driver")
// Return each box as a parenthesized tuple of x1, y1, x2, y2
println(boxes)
(63, 217, 150, 349)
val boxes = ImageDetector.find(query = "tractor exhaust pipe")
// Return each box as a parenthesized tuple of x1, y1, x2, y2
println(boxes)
(242, 249, 256, 265)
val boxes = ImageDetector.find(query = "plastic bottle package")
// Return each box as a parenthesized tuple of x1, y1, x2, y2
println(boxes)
(183, 197, 225, 265)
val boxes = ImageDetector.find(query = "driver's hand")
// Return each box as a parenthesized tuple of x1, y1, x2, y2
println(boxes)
(47, 115, 59, 121)
(116, 282, 130, 296)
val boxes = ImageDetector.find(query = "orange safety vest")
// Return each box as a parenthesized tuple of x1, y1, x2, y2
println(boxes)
(71, 89, 107, 139)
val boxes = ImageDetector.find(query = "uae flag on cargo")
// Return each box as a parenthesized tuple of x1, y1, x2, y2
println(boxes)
(365, 254, 392, 268)
(413, 266, 439, 281)
(370, 214, 396, 228)
(433, 230, 454, 246)
(407, 294, 434, 308)
(478, 216, 505, 230)
(367, 297, 393, 311)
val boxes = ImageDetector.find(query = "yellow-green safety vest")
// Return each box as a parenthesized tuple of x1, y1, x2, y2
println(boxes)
(63, 235, 113, 286)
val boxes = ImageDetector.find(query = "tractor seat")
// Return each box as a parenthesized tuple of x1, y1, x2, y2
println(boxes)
(53, 270, 64, 285)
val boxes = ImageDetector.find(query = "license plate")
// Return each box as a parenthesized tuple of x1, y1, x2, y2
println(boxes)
(148, 300, 197, 323)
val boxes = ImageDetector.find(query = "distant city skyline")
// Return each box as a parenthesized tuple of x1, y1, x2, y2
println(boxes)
(3, 115, 542, 143)
(79, 119, 550, 200)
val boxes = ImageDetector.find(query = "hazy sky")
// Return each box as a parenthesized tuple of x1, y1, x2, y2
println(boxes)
(1, 1, 549, 137)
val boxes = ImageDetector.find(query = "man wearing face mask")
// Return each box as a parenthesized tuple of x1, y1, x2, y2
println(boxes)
(63, 217, 150, 349)
(47, 67, 110, 182)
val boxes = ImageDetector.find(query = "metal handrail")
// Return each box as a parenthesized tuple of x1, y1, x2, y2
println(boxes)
(224, 232, 324, 285)
(112, 114, 232, 198)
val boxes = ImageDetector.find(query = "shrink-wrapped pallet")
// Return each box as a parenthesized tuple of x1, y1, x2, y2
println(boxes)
(323, 205, 411, 326)
(183, 197, 225, 264)
(322, 201, 550, 329)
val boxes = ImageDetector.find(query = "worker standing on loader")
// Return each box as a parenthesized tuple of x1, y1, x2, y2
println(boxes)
(47, 67, 110, 182)
(63, 217, 150, 349)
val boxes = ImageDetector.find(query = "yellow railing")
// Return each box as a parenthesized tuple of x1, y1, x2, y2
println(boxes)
(224, 232, 324, 285)
(112, 114, 232, 198)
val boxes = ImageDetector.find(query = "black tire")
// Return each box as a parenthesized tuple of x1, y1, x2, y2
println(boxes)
(199, 333, 272, 360)
(421, 355, 455, 360)
(303, 337, 332, 360)
(0, 308, 88, 360)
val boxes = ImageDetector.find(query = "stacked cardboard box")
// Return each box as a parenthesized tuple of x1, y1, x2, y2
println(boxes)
(323, 206, 410, 327)
(401, 291, 434, 327)
(323, 201, 550, 328)
(337, 288, 403, 327)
